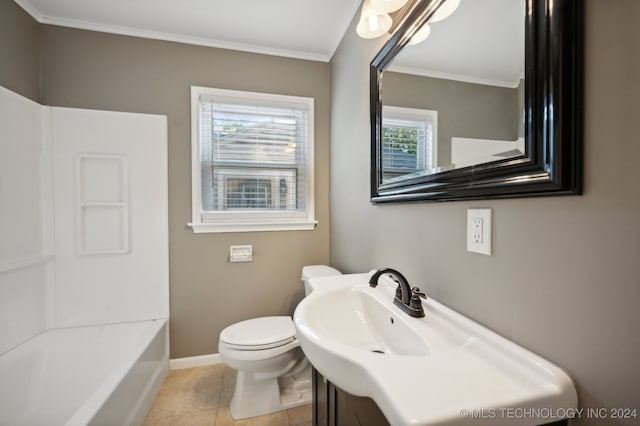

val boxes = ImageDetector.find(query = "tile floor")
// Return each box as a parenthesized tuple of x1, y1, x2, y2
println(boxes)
(144, 364, 312, 426)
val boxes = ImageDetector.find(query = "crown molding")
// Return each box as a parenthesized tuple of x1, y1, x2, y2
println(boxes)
(386, 64, 522, 88)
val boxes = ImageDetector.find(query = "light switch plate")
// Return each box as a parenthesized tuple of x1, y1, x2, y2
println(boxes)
(467, 208, 492, 255)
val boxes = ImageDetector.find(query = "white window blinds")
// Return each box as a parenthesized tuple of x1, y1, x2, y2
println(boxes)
(199, 96, 310, 213)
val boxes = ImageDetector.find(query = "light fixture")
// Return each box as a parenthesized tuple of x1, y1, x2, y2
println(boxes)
(408, 24, 431, 45)
(356, 0, 392, 39)
(356, 0, 458, 40)
(430, 0, 461, 23)
(369, 0, 409, 13)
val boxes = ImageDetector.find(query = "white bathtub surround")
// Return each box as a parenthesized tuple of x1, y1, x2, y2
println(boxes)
(0, 320, 168, 426)
(0, 87, 54, 355)
(51, 107, 169, 327)
(0, 85, 169, 425)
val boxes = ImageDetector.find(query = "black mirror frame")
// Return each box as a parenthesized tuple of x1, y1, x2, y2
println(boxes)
(370, 0, 583, 204)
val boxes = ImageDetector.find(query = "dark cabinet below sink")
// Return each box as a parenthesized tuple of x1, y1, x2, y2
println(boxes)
(312, 367, 389, 426)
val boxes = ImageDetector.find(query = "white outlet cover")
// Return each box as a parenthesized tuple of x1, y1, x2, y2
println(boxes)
(467, 208, 492, 255)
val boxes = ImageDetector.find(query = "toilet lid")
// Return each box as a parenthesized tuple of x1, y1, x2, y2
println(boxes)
(220, 316, 296, 349)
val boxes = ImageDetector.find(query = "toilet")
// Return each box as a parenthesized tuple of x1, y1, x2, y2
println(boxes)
(218, 265, 342, 419)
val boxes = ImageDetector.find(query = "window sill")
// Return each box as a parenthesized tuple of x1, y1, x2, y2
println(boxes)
(188, 220, 317, 234)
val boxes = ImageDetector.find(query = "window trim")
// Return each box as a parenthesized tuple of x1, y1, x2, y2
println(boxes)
(189, 86, 316, 233)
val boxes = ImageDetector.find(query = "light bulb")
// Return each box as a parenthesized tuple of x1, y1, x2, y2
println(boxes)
(356, 0, 392, 39)
(431, 0, 461, 23)
(408, 24, 431, 45)
(368, 14, 379, 32)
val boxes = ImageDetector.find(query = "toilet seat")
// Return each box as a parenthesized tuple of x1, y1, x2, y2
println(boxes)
(220, 316, 296, 351)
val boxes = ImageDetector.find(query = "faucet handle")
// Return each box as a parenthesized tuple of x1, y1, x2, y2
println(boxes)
(411, 287, 427, 299)
(409, 287, 426, 313)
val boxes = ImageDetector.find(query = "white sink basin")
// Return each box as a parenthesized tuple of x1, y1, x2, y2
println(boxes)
(294, 273, 577, 426)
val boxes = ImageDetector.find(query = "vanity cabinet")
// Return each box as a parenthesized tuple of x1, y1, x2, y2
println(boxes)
(312, 368, 569, 426)
(312, 368, 389, 426)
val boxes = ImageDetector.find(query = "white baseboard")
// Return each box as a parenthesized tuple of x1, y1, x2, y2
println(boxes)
(169, 353, 223, 370)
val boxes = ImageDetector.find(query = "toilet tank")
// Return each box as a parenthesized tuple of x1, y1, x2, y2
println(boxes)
(301, 265, 342, 295)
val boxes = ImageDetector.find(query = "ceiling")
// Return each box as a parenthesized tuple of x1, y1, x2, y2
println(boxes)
(390, 0, 525, 87)
(14, 0, 362, 62)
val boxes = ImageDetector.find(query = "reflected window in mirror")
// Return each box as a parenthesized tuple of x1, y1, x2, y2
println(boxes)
(382, 106, 437, 183)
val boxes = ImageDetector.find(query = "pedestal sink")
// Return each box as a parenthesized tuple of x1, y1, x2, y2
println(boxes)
(293, 273, 577, 426)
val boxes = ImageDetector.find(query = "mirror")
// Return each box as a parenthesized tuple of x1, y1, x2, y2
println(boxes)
(370, 0, 583, 203)
(382, 0, 525, 182)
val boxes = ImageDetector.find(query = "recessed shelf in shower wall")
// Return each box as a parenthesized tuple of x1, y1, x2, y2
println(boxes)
(75, 154, 130, 255)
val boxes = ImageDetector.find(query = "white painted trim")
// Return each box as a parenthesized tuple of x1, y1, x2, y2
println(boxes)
(387, 64, 521, 89)
(0, 255, 54, 273)
(190, 86, 203, 234)
(189, 220, 317, 234)
(170, 353, 223, 370)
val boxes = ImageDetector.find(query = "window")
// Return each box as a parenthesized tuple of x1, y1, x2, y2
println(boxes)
(381, 106, 437, 183)
(190, 87, 315, 233)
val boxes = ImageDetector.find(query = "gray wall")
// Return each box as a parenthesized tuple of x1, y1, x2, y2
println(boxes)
(384, 71, 519, 165)
(40, 26, 331, 358)
(0, 0, 40, 101)
(330, 1, 639, 425)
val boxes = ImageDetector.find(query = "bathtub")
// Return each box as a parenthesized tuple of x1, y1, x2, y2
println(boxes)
(0, 319, 168, 426)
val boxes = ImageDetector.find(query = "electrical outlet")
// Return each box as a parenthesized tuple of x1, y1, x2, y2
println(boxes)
(472, 218, 483, 243)
(467, 209, 491, 255)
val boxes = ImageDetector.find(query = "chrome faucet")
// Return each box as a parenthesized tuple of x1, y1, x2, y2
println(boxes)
(368, 268, 426, 318)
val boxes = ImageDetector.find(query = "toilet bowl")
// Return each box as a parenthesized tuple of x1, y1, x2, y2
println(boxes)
(218, 265, 341, 420)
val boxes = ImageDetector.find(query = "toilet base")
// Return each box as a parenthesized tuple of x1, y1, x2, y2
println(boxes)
(229, 365, 312, 419)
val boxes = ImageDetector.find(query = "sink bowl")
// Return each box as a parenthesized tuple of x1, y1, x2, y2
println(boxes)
(294, 273, 577, 426)
(303, 283, 430, 356)
(301, 278, 473, 357)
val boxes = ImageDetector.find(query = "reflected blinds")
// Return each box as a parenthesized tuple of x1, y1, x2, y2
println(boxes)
(382, 116, 431, 177)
